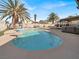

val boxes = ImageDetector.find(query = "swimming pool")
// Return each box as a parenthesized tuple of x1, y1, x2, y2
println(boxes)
(10, 28, 63, 51)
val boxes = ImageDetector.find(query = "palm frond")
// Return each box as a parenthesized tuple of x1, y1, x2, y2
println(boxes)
(0, 9, 8, 13)
(0, 13, 9, 20)
(8, 0, 15, 8)
(15, 0, 19, 7)
(0, 4, 9, 9)
(1, 0, 12, 8)
(5, 15, 12, 21)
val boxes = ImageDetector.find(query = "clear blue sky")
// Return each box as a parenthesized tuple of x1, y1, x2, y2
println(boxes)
(22, 0, 79, 21)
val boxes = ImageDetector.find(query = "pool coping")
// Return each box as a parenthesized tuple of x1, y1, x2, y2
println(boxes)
(0, 30, 22, 46)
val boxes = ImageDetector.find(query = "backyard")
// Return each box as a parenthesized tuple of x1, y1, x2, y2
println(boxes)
(0, 0, 79, 59)
(0, 29, 79, 59)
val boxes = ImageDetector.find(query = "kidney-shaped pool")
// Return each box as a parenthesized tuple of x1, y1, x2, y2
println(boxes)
(10, 28, 63, 51)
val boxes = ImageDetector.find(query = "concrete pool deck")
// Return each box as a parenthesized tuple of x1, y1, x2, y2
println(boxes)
(0, 35, 16, 46)
(0, 30, 22, 46)
(0, 29, 79, 59)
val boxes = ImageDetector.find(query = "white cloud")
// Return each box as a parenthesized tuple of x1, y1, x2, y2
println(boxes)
(20, 0, 75, 21)
(21, 0, 36, 11)
(41, 2, 70, 10)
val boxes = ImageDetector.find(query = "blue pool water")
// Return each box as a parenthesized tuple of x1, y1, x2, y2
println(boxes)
(10, 28, 63, 51)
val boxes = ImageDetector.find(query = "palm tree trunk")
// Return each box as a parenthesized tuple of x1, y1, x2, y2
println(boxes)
(12, 17, 16, 28)
(12, 12, 18, 29)
(52, 20, 54, 24)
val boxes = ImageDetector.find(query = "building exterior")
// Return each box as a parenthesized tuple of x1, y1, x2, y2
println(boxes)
(60, 16, 79, 25)
(55, 16, 79, 28)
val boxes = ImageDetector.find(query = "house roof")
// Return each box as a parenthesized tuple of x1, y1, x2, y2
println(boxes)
(60, 16, 79, 22)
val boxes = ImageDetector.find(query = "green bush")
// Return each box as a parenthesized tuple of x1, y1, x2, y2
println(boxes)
(0, 31, 4, 36)
(0, 29, 8, 36)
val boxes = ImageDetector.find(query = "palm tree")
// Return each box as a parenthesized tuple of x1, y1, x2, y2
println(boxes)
(47, 12, 59, 24)
(34, 14, 37, 22)
(0, 0, 29, 28)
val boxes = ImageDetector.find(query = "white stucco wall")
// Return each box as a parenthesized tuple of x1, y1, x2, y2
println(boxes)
(0, 21, 7, 31)
(70, 20, 79, 25)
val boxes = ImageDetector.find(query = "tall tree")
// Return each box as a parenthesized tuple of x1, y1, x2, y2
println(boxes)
(47, 12, 59, 24)
(34, 14, 37, 22)
(0, 0, 29, 28)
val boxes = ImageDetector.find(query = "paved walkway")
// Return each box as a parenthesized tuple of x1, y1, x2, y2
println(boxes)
(0, 30, 22, 46)
(0, 35, 16, 46)
(0, 29, 79, 59)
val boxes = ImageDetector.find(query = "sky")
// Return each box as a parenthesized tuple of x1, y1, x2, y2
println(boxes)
(0, 0, 79, 22)
(21, 0, 79, 21)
